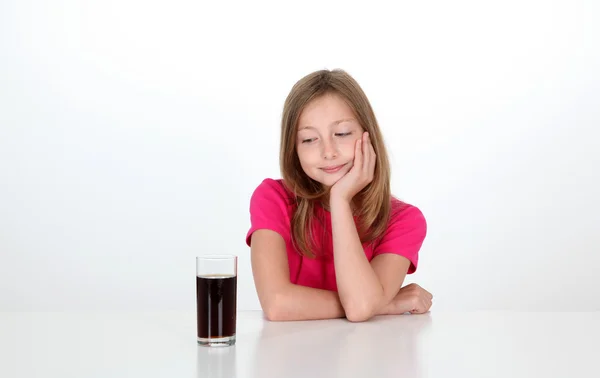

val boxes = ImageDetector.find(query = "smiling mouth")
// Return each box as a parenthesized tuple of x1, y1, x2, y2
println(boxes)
(321, 164, 346, 173)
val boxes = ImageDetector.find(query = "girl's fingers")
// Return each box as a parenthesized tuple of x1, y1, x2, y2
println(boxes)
(423, 288, 433, 300)
(412, 299, 426, 314)
(354, 137, 363, 169)
(368, 139, 376, 176)
(362, 132, 369, 174)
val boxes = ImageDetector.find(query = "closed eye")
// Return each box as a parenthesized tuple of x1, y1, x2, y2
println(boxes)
(302, 132, 351, 143)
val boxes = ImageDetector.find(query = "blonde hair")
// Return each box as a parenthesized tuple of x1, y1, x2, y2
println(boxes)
(280, 69, 392, 258)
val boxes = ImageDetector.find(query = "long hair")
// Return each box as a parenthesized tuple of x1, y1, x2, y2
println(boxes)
(280, 69, 392, 258)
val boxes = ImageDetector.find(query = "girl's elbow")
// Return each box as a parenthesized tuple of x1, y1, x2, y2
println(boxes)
(264, 305, 284, 321)
(344, 303, 376, 322)
(344, 294, 384, 322)
(261, 293, 288, 322)
(346, 312, 372, 323)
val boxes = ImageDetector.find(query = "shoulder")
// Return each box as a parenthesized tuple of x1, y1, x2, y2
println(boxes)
(250, 178, 296, 206)
(384, 197, 427, 238)
(253, 178, 289, 196)
(372, 197, 427, 273)
(247, 178, 296, 246)
(390, 198, 426, 226)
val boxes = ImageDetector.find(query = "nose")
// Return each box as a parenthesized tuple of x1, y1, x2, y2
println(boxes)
(321, 138, 338, 160)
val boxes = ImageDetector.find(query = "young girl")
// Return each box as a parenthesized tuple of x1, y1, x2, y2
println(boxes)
(245, 69, 433, 322)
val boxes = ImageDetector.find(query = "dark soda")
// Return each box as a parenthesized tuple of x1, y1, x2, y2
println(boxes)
(196, 275, 237, 339)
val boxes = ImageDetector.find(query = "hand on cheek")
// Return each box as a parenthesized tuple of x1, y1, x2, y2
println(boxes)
(330, 131, 376, 203)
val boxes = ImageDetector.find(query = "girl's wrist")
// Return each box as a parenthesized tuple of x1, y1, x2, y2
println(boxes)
(329, 195, 351, 210)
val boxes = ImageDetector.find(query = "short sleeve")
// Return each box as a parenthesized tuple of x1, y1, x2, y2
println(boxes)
(373, 203, 427, 274)
(245, 179, 293, 246)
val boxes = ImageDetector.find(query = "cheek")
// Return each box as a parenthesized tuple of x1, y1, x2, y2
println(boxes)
(340, 138, 359, 156)
(296, 146, 319, 167)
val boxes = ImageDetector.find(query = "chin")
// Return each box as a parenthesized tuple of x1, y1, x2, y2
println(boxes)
(313, 171, 345, 187)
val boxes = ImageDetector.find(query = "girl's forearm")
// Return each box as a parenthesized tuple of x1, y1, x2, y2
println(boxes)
(330, 198, 385, 321)
(266, 283, 395, 322)
(265, 283, 345, 321)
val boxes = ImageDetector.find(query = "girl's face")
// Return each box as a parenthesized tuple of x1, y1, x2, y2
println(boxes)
(296, 93, 364, 188)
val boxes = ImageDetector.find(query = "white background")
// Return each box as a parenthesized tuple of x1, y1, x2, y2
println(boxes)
(1, 0, 599, 312)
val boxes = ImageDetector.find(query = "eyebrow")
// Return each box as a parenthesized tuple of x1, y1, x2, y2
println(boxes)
(298, 118, 356, 131)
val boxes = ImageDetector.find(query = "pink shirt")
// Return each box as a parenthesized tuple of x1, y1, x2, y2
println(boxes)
(245, 178, 427, 292)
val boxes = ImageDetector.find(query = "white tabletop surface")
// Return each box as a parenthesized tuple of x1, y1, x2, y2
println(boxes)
(1, 310, 599, 378)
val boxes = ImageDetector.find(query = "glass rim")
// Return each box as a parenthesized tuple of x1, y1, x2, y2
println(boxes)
(196, 254, 237, 260)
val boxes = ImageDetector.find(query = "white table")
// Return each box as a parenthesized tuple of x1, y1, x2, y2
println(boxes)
(1, 311, 598, 378)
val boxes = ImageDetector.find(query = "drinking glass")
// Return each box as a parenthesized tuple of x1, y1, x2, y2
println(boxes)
(196, 255, 237, 347)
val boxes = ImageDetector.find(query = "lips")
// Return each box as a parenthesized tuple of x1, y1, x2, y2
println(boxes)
(321, 164, 345, 174)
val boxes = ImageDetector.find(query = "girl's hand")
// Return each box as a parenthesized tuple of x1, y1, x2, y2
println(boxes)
(389, 283, 433, 315)
(330, 131, 376, 204)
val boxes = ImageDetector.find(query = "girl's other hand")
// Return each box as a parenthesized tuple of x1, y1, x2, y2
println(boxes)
(390, 283, 433, 315)
(330, 131, 376, 204)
